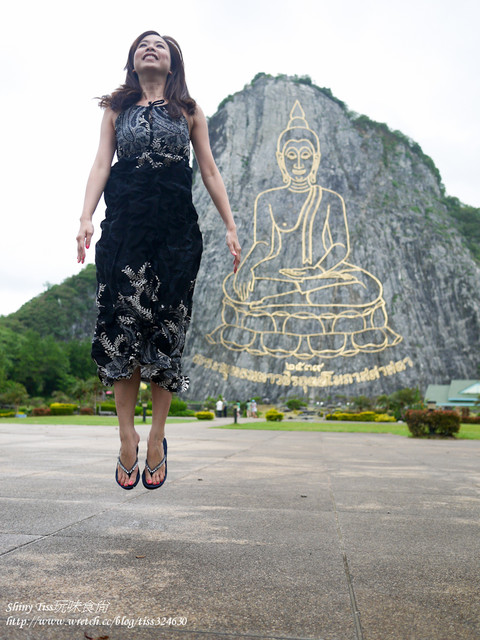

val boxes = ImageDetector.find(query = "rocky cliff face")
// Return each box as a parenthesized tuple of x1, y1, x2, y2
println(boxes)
(184, 75, 480, 401)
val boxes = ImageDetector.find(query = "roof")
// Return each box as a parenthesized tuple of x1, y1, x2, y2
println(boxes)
(425, 380, 480, 407)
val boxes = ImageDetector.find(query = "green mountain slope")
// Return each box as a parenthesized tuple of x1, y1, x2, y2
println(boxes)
(0, 264, 97, 341)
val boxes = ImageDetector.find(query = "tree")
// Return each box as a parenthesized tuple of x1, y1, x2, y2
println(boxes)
(12, 331, 70, 396)
(0, 325, 19, 386)
(377, 387, 422, 419)
(285, 397, 308, 411)
(50, 390, 71, 403)
(204, 396, 216, 410)
(0, 381, 29, 414)
(66, 340, 97, 380)
(376, 394, 390, 411)
(69, 378, 92, 407)
(85, 376, 104, 414)
(351, 395, 374, 412)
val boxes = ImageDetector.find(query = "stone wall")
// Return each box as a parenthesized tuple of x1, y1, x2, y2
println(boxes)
(182, 75, 480, 401)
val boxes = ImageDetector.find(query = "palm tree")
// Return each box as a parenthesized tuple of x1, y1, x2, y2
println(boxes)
(85, 376, 104, 414)
(69, 379, 91, 408)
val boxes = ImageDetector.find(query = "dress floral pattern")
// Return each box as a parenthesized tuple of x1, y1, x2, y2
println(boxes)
(92, 103, 203, 391)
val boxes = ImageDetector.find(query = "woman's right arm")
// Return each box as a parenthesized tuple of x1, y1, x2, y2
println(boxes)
(76, 108, 117, 263)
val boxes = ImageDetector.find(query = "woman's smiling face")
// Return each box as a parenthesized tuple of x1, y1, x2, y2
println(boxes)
(133, 34, 171, 73)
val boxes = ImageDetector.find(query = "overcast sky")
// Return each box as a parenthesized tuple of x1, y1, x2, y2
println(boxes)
(1, 0, 478, 316)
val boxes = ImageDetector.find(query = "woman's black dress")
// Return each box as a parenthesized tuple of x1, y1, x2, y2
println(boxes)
(92, 102, 202, 392)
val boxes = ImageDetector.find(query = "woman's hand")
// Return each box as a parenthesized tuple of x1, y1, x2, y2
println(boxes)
(226, 227, 241, 273)
(76, 219, 94, 264)
(233, 266, 255, 301)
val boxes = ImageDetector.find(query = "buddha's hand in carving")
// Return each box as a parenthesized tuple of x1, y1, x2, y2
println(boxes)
(279, 265, 326, 281)
(233, 268, 255, 301)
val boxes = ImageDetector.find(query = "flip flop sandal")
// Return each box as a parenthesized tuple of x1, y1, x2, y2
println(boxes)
(115, 446, 140, 490)
(142, 438, 167, 490)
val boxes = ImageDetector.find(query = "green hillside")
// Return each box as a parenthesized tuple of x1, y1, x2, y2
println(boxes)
(0, 264, 97, 341)
(0, 265, 98, 398)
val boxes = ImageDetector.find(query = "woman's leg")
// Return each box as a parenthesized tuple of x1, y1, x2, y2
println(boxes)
(114, 368, 141, 487)
(144, 384, 172, 486)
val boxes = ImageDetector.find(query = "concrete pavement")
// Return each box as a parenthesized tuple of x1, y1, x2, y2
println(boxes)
(0, 418, 479, 640)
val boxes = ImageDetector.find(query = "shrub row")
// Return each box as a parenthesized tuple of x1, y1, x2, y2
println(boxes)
(98, 399, 196, 417)
(404, 410, 460, 437)
(50, 403, 78, 416)
(460, 416, 480, 424)
(326, 411, 395, 422)
(32, 406, 51, 416)
(373, 413, 397, 422)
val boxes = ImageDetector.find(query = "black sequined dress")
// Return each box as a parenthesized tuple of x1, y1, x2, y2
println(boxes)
(92, 102, 203, 392)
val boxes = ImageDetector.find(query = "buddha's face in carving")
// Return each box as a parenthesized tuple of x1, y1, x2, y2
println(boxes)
(283, 139, 316, 181)
(277, 131, 321, 186)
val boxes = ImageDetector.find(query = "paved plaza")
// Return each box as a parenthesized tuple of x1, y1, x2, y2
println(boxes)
(0, 418, 479, 640)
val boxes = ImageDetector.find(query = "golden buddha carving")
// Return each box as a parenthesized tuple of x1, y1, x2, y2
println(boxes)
(207, 101, 402, 359)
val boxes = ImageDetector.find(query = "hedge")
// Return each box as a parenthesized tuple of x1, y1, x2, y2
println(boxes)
(326, 411, 395, 422)
(50, 403, 77, 416)
(461, 416, 480, 424)
(372, 413, 396, 422)
(404, 410, 460, 438)
(32, 406, 51, 416)
(99, 402, 117, 413)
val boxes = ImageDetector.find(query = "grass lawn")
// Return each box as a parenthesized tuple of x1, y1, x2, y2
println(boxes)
(0, 416, 196, 427)
(214, 420, 480, 439)
(2, 417, 479, 439)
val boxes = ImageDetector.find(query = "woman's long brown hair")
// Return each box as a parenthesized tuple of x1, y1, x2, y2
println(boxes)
(98, 30, 196, 118)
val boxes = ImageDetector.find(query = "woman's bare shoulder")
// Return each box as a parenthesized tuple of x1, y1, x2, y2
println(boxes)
(99, 106, 120, 129)
(183, 103, 205, 134)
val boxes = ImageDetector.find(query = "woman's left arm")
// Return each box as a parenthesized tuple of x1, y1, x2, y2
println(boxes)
(189, 105, 241, 272)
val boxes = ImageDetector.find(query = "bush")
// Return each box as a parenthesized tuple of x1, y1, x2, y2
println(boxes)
(99, 402, 117, 413)
(326, 411, 378, 421)
(32, 406, 51, 416)
(134, 406, 153, 417)
(405, 410, 460, 438)
(169, 397, 188, 415)
(50, 402, 77, 416)
(373, 413, 397, 422)
(203, 396, 217, 410)
(265, 409, 284, 422)
(79, 407, 94, 415)
(461, 416, 480, 424)
(195, 411, 215, 420)
(0, 411, 15, 418)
